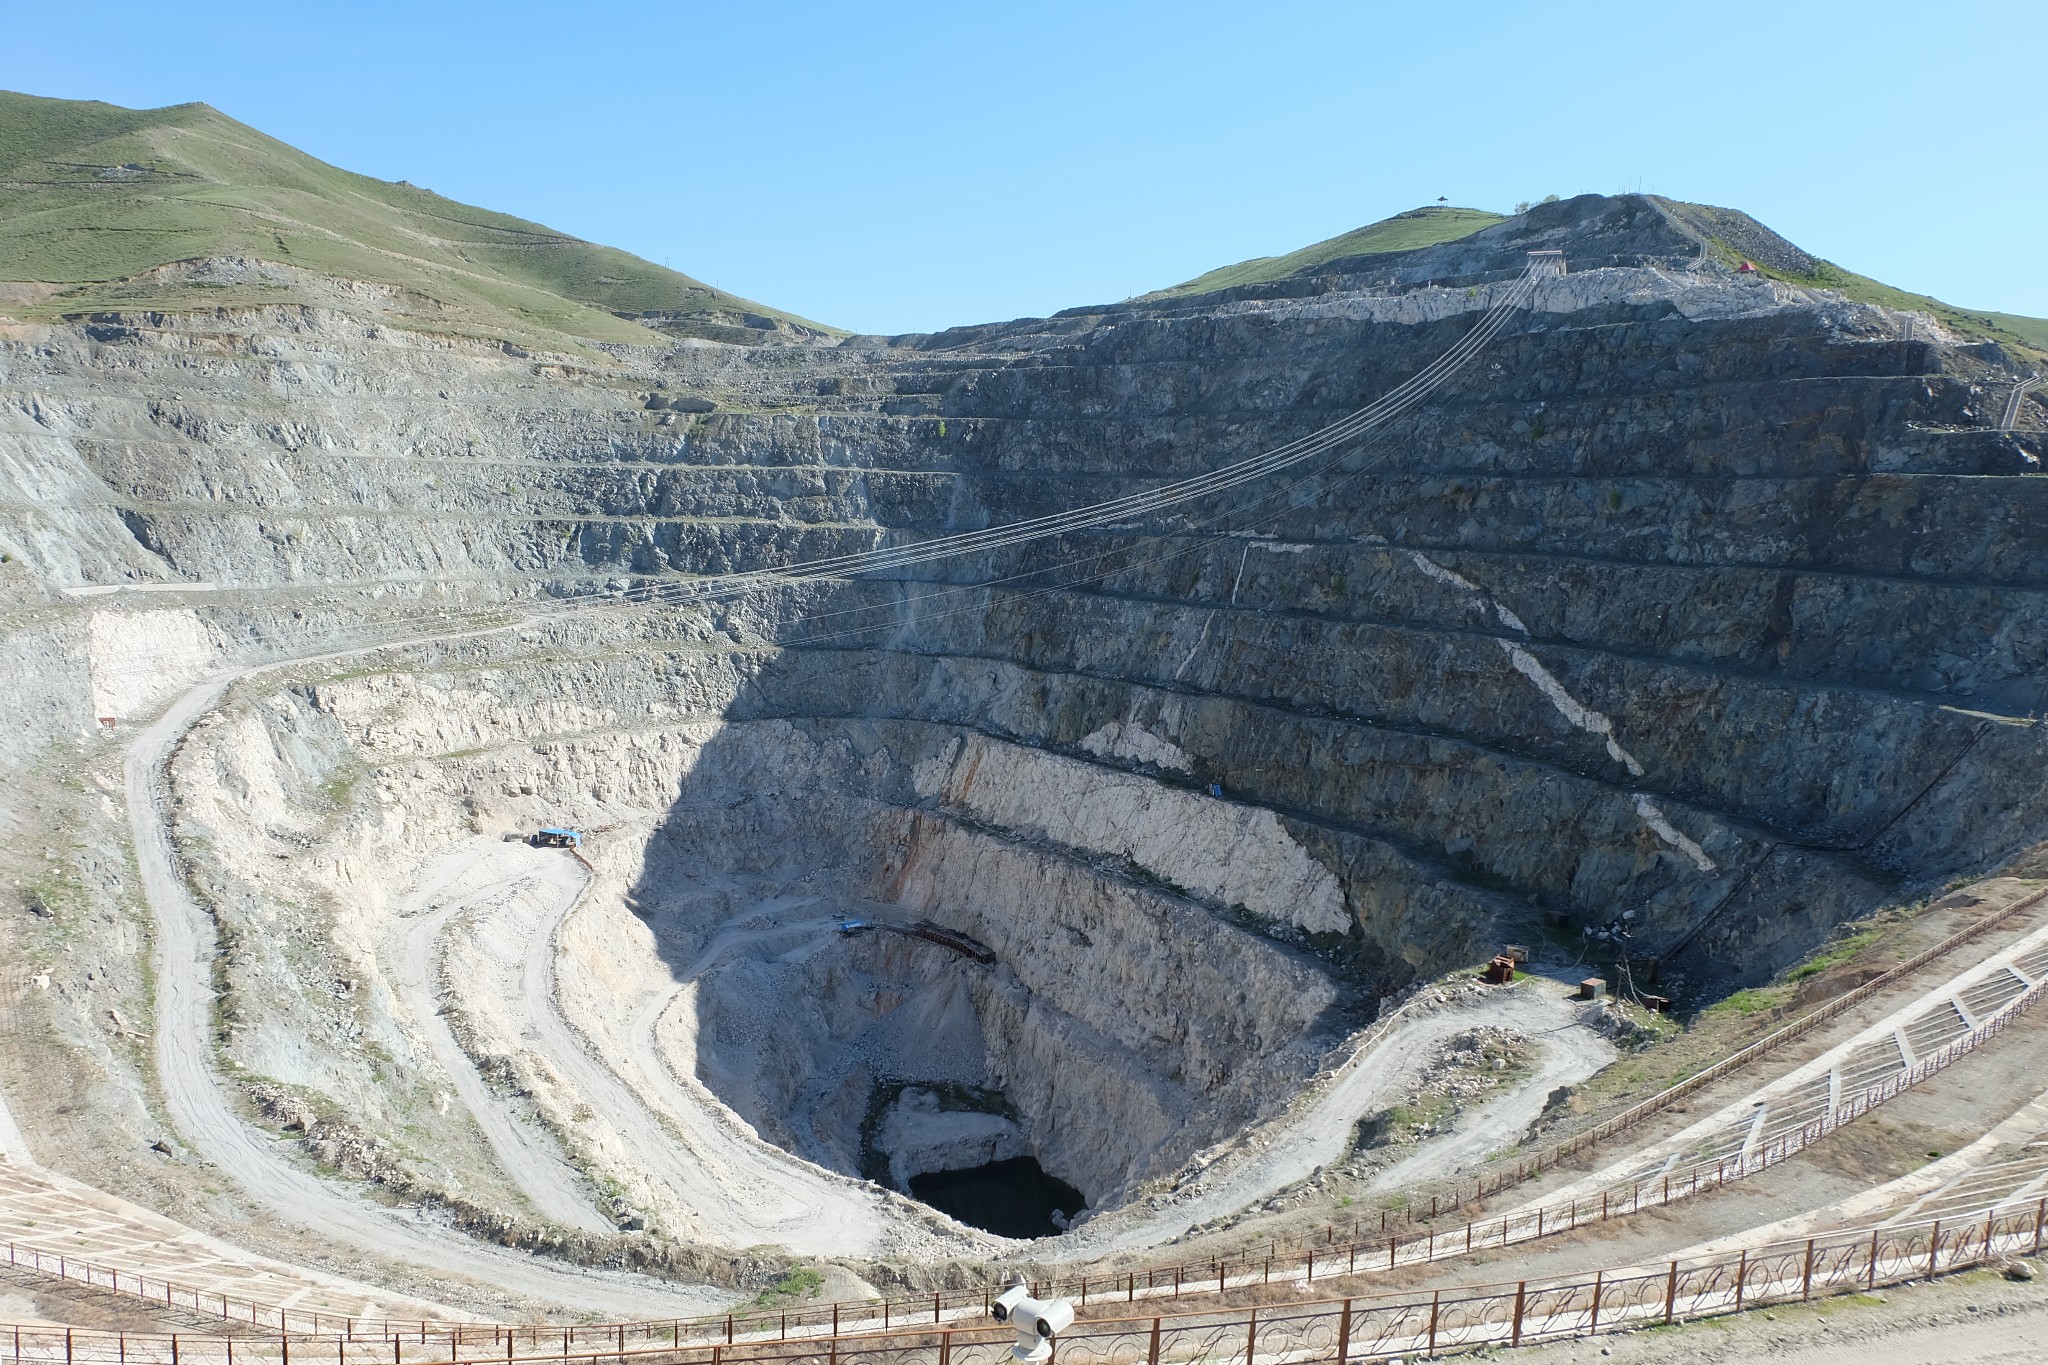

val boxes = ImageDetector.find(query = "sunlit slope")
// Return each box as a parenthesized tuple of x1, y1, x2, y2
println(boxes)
(1156, 206, 1506, 297)
(0, 90, 834, 345)
(1157, 194, 2046, 360)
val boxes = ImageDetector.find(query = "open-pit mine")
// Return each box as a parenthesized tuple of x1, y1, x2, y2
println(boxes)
(4, 90, 2048, 1365)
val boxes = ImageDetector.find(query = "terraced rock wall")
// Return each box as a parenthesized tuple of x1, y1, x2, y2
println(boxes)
(4, 194, 2046, 1247)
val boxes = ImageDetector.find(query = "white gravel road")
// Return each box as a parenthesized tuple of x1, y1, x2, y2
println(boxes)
(385, 847, 614, 1234)
(110, 634, 1624, 1300)
(129, 655, 739, 1318)
(1057, 974, 1615, 1257)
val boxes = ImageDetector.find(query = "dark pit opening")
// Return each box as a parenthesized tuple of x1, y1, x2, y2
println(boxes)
(907, 1157, 1087, 1239)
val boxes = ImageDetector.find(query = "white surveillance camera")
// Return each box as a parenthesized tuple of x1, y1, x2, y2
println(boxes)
(1029, 1299, 1076, 1338)
(991, 1284, 1075, 1363)
(992, 1283, 1030, 1323)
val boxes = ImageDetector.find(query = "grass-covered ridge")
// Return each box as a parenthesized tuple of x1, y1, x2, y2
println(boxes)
(1155, 205, 1506, 298)
(0, 90, 835, 346)
(1156, 194, 2046, 361)
(1656, 195, 2046, 360)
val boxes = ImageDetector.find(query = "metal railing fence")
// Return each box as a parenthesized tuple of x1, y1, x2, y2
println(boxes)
(8, 1194, 2048, 1365)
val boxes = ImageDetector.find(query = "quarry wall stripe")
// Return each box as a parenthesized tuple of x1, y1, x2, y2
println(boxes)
(597, 265, 1553, 613)
(721, 643, 1881, 871)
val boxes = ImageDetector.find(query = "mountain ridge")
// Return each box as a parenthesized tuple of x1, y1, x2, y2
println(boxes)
(2, 89, 2042, 360)
(0, 89, 836, 349)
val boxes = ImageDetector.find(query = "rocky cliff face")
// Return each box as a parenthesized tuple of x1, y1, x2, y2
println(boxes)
(4, 193, 2046, 1246)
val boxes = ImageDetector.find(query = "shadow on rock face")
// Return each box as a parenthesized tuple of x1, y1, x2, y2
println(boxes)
(618, 633, 1353, 1222)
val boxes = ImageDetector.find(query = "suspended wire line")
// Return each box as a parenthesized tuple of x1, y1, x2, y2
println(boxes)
(179, 257, 1557, 667)
(605, 256, 1556, 611)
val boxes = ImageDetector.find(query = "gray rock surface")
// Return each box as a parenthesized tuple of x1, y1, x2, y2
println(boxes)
(3, 193, 2046, 1266)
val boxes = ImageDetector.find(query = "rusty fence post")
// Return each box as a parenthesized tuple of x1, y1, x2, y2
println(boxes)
(1146, 1318, 1161, 1365)
(1334, 1301, 1351, 1365)
(1663, 1262, 1678, 1325)
(1427, 1289, 1441, 1356)
(1510, 1281, 1527, 1347)
(1802, 1239, 1816, 1300)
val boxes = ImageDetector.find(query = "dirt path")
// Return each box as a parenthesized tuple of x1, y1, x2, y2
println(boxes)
(0, 1154, 460, 1324)
(514, 856, 982, 1257)
(1511, 1267, 2048, 1364)
(384, 843, 613, 1234)
(512, 856, 818, 1245)
(1664, 1083, 2048, 1260)
(625, 904, 927, 1246)
(1059, 974, 1615, 1257)
(127, 657, 739, 1319)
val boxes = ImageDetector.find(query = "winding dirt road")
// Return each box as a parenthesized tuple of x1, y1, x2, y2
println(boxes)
(128, 654, 738, 1318)
(385, 847, 613, 1234)
(1060, 975, 1616, 1257)
(110, 631, 1625, 1297)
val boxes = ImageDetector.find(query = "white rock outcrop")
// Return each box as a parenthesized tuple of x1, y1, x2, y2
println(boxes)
(874, 1088, 1028, 1190)
(920, 732, 1348, 935)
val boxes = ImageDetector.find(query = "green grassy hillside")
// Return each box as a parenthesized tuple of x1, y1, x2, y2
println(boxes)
(1654, 197, 2045, 360)
(1155, 206, 1505, 298)
(1158, 196, 2045, 362)
(1743, 261, 2046, 359)
(0, 90, 834, 347)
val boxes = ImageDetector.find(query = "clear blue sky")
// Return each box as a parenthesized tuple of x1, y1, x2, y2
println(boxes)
(6, 1, 2043, 334)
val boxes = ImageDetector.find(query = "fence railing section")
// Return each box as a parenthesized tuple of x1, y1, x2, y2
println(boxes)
(8, 1196, 2048, 1365)
(4, 888, 2042, 1348)
(2001, 373, 2041, 431)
